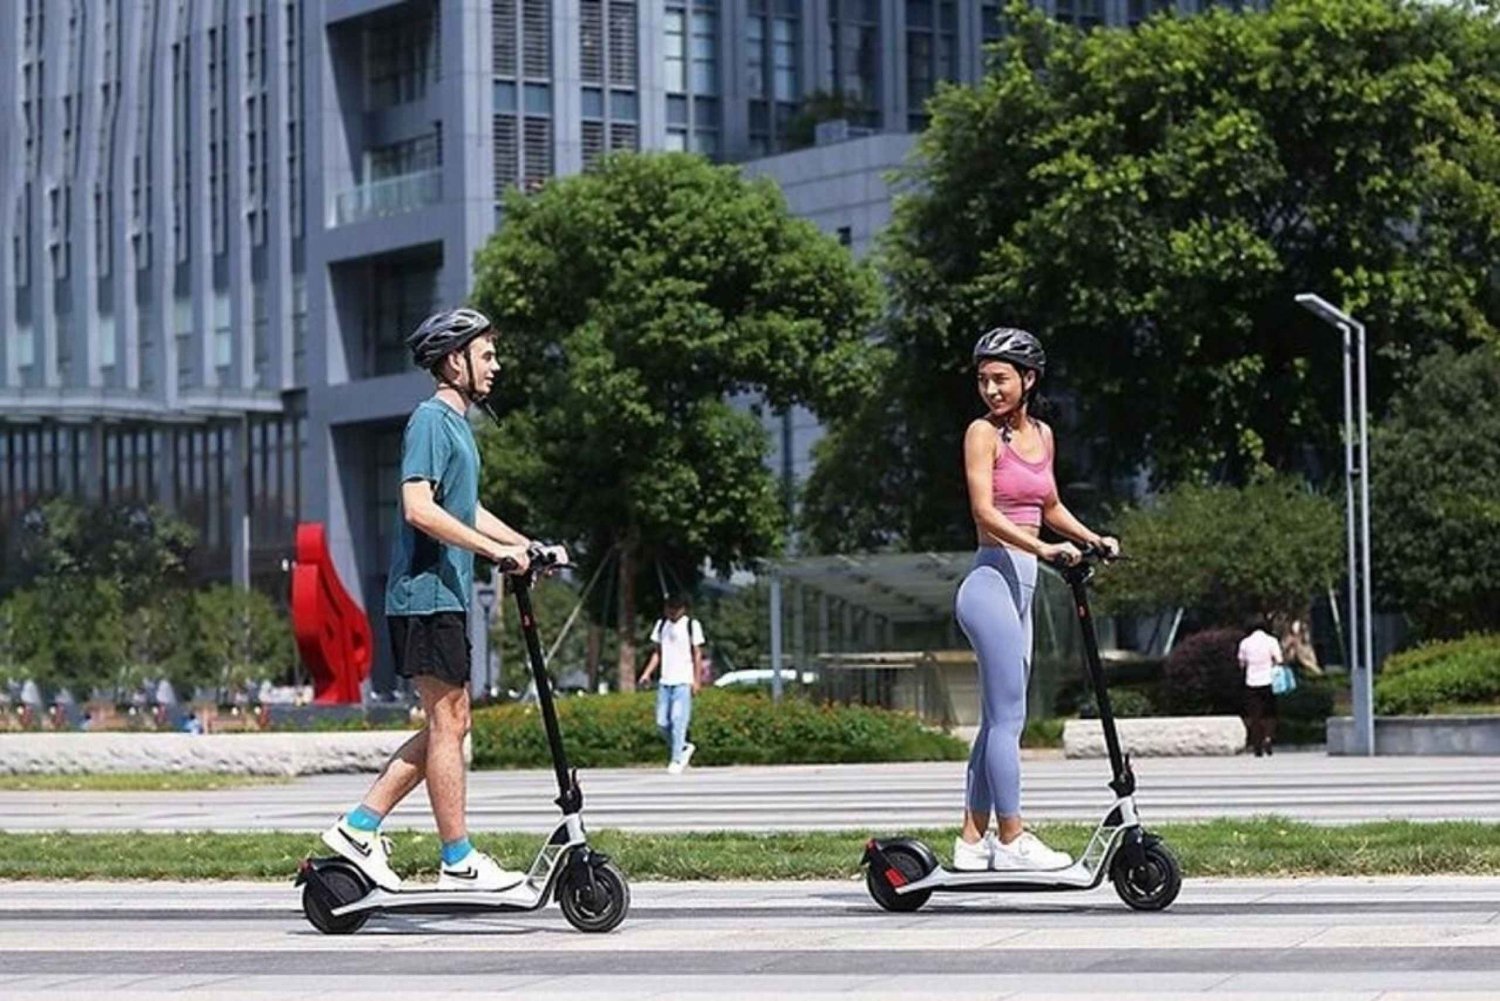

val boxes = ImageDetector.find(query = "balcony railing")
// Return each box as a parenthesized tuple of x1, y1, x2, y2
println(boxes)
(330, 168, 441, 227)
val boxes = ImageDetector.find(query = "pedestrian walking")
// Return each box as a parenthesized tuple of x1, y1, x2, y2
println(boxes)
(1238, 617, 1284, 757)
(637, 594, 705, 774)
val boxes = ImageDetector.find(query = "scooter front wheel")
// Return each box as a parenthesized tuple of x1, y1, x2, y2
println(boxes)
(557, 860, 630, 933)
(1111, 838, 1182, 912)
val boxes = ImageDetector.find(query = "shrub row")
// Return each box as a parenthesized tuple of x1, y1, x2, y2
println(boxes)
(1380, 634, 1500, 681)
(1374, 634, 1500, 715)
(470, 688, 969, 769)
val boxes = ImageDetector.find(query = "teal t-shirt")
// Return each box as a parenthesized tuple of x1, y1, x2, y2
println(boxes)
(385, 399, 481, 616)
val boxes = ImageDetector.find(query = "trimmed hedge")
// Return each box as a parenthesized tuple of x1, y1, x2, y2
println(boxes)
(1374, 634, 1500, 715)
(1159, 627, 1244, 716)
(1380, 633, 1500, 681)
(470, 689, 968, 769)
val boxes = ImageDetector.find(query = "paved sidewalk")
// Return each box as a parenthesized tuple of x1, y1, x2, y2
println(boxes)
(2, 876, 1499, 998)
(2, 752, 1498, 833)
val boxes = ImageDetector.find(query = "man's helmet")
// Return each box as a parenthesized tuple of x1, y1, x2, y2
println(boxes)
(972, 327, 1046, 374)
(406, 307, 493, 371)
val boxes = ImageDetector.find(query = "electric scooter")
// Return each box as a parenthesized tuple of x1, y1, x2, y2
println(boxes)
(295, 547, 630, 934)
(862, 544, 1182, 912)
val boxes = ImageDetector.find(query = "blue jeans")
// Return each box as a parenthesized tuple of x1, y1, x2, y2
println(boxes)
(655, 683, 693, 763)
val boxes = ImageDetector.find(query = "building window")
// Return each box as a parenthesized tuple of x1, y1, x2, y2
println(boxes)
(665, 1, 721, 157)
(495, 0, 555, 192)
(1127, 0, 1176, 23)
(664, 9, 686, 92)
(365, 10, 437, 109)
(365, 133, 441, 181)
(367, 262, 439, 376)
(746, 2, 801, 153)
(1055, 0, 1105, 29)
(906, 0, 956, 131)
(829, 1, 880, 129)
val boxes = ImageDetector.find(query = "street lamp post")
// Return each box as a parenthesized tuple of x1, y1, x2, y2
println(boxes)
(1295, 293, 1376, 756)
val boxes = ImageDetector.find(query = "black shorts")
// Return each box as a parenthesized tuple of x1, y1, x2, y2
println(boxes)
(389, 612, 471, 687)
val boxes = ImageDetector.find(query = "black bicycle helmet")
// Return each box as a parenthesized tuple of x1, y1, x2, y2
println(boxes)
(972, 326, 1046, 374)
(406, 307, 493, 371)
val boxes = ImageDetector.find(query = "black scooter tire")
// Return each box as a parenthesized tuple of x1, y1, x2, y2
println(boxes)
(558, 860, 630, 933)
(866, 845, 933, 913)
(302, 865, 371, 935)
(1111, 839, 1182, 912)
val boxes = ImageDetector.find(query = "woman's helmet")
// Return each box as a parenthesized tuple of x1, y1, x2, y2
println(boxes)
(972, 327, 1046, 374)
(406, 307, 493, 372)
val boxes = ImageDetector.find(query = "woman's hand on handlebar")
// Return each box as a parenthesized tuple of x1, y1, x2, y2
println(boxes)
(1092, 535, 1121, 559)
(1039, 541, 1083, 566)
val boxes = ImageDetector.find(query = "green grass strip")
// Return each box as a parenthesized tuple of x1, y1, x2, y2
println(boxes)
(0, 773, 290, 792)
(2, 819, 1498, 881)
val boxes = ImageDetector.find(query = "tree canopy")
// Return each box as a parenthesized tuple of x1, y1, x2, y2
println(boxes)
(804, 0, 1500, 552)
(1371, 343, 1500, 639)
(471, 152, 881, 682)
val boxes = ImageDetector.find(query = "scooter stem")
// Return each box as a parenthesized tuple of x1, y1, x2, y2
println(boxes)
(511, 576, 582, 812)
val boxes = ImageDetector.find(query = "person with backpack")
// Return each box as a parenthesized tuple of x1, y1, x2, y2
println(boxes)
(637, 593, 705, 774)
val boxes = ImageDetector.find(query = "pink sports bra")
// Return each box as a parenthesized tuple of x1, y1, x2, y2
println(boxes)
(991, 424, 1055, 527)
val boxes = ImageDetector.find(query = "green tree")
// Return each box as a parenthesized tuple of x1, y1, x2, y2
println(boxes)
(185, 586, 296, 700)
(1097, 476, 1344, 628)
(0, 578, 128, 699)
(10, 498, 197, 606)
(1371, 344, 1500, 639)
(471, 152, 881, 685)
(806, 0, 1500, 551)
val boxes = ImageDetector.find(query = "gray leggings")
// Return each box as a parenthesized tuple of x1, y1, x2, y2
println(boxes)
(955, 546, 1037, 819)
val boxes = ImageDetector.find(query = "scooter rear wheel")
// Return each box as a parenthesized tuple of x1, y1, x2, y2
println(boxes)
(302, 865, 371, 935)
(557, 860, 630, 933)
(866, 844, 934, 913)
(1111, 839, 1182, 912)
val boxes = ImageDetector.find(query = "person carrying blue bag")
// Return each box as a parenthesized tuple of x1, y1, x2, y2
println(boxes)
(1238, 618, 1289, 757)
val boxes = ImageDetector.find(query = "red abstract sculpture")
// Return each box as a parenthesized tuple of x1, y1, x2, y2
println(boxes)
(291, 522, 372, 704)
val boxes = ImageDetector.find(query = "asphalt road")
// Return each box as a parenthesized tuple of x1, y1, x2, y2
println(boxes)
(1, 876, 1498, 999)
(3, 752, 1498, 833)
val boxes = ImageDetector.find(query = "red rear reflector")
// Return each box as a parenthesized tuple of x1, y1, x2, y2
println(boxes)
(884, 868, 908, 888)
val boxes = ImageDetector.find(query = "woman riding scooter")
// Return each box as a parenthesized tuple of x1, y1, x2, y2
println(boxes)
(953, 327, 1120, 872)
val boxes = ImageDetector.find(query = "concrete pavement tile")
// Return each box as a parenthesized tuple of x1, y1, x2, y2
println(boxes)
(1299, 924, 1500, 948)
(1218, 972, 1500, 993)
(1001, 925, 1319, 950)
(817, 927, 1028, 951)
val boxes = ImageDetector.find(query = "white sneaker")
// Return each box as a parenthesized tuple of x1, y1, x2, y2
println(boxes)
(666, 759, 685, 775)
(952, 833, 997, 871)
(437, 848, 527, 892)
(991, 831, 1073, 871)
(679, 742, 696, 768)
(320, 817, 402, 891)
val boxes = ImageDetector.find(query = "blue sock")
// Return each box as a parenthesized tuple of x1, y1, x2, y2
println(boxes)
(346, 805, 384, 832)
(441, 836, 474, 866)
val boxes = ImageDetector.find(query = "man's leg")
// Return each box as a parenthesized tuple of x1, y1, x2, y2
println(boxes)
(655, 684, 672, 756)
(355, 728, 429, 817)
(415, 675, 471, 842)
(670, 684, 692, 763)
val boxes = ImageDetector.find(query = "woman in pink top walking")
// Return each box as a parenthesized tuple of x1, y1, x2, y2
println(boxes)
(952, 328, 1120, 873)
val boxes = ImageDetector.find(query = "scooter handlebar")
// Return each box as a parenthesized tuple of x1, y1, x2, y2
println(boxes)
(1045, 541, 1126, 570)
(495, 543, 569, 581)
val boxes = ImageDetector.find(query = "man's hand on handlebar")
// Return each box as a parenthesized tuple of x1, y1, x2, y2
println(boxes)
(488, 542, 531, 575)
